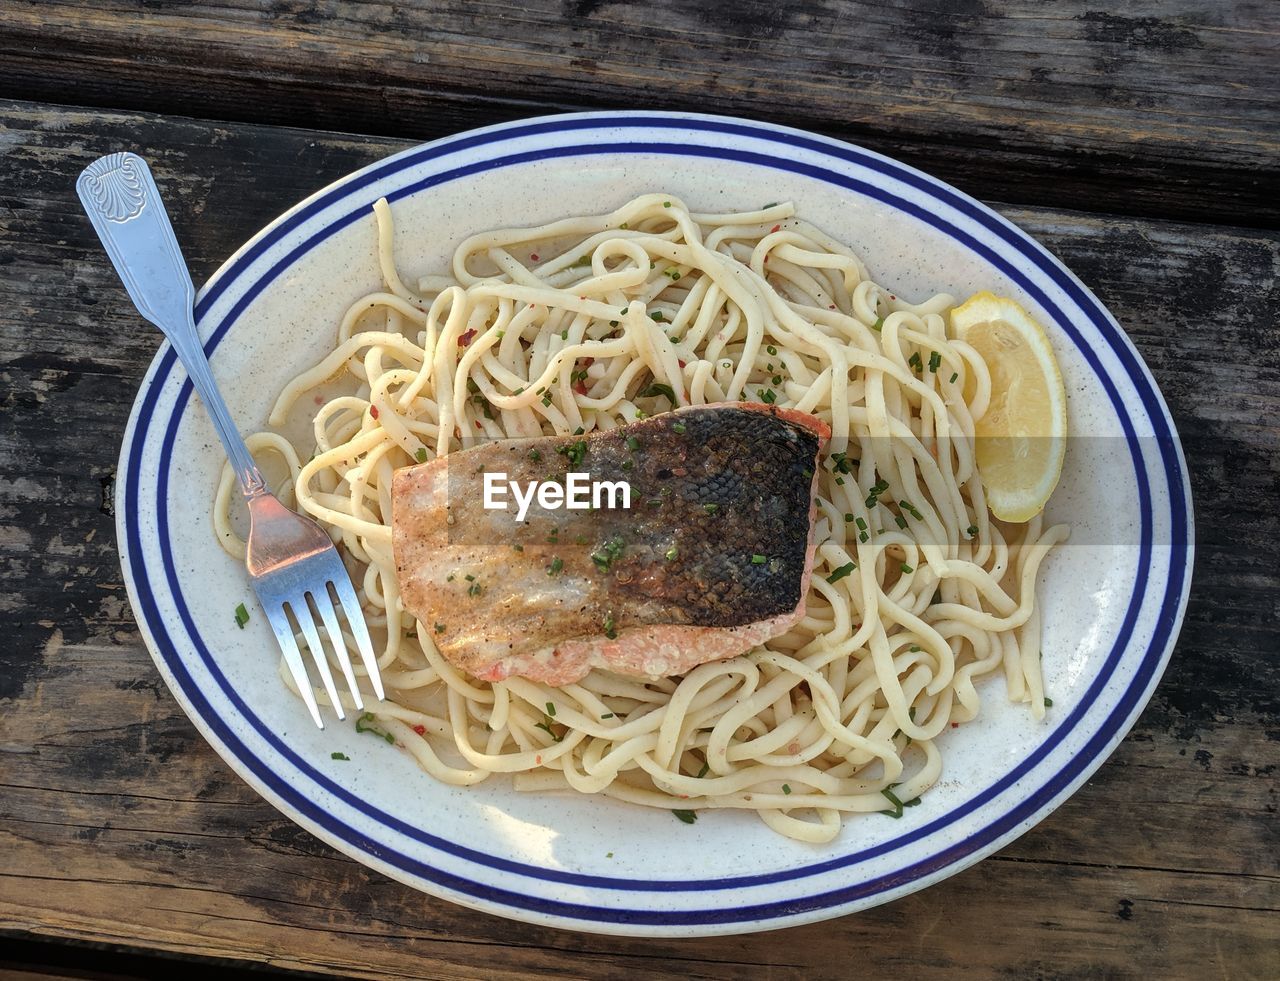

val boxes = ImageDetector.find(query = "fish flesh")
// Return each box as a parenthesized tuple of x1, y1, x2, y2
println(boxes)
(392, 403, 829, 685)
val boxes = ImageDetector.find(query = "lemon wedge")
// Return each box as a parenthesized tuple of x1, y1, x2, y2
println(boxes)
(951, 292, 1067, 523)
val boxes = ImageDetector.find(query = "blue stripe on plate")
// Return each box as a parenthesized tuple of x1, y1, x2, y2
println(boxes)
(122, 115, 1189, 925)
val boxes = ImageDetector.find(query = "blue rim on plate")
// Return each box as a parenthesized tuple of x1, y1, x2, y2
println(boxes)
(117, 112, 1193, 933)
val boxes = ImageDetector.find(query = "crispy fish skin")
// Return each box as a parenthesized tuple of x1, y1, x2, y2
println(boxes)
(392, 403, 829, 685)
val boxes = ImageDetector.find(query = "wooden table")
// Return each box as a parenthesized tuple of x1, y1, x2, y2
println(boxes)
(2, 3, 1277, 978)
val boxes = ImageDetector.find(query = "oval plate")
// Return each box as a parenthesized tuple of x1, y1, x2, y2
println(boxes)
(116, 112, 1193, 936)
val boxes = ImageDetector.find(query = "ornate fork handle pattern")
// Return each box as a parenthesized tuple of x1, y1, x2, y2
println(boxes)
(76, 152, 266, 497)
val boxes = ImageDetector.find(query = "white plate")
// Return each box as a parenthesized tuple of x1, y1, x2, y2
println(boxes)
(116, 112, 1193, 936)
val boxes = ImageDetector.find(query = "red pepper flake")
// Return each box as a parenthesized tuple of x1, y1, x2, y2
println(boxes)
(889, 294, 897, 300)
(578, 295, 586, 301)
(583, 357, 594, 367)
(530, 253, 540, 262)
(412, 724, 426, 736)
(677, 359, 686, 369)
(951, 722, 959, 728)
(474, 420, 482, 428)
(573, 380, 589, 395)
(770, 224, 781, 233)
(458, 328, 477, 347)
(535, 754, 542, 765)
(313, 395, 324, 405)
(369, 405, 379, 420)
(829, 304, 837, 310)
(763, 255, 769, 264)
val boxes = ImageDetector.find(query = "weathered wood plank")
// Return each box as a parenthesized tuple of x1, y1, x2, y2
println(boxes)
(1, 100, 1277, 979)
(0, 0, 1276, 226)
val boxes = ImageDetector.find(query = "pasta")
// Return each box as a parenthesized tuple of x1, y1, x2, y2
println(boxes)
(214, 193, 1068, 843)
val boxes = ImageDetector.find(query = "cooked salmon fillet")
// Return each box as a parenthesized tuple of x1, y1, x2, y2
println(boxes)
(391, 403, 829, 685)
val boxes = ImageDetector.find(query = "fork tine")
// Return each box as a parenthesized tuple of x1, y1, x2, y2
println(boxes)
(264, 604, 324, 729)
(315, 588, 364, 712)
(294, 596, 345, 721)
(331, 574, 385, 701)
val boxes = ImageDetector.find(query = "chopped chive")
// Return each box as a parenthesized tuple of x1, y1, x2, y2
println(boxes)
(609, 320, 619, 327)
(671, 809, 697, 824)
(527, 449, 541, 462)
(908, 351, 923, 372)
(434, 622, 446, 633)
(534, 720, 563, 742)
(601, 713, 615, 719)
(664, 546, 678, 561)
(751, 554, 766, 564)
(1044, 697, 1054, 707)
(909, 644, 921, 652)
(415, 447, 428, 463)
(620, 307, 629, 315)
(771, 374, 783, 386)
(639, 382, 676, 404)
(879, 786, 906, 818)
(759, 388, 776, 404)
(546, 702, 556, 717)
(855, 517, 868, 530)
(782, 784, 792, 795)
(331, 752, 350, 761)
(650, 310, 665, 322)
(547, 556, 564, 576)
(928, 350, 942, 373)
(826, 562, 857, 584)
(844, 513, 855, 523)
(356, 712, 395, 745)
(541, 392, 553, 407)
(950, 371, 959, 383)
(872, 317, 884, 332)
(967, 524, 979, 537)
(465, 574, 475, 581)
(763, 202, 778, 209)
(603, 613, 617, 640)
(234, 602, 249, 629)
(626, 435, 641, 452)
(620, 222, 628, 229)
(672, 422, 686, 434)
(702, 503, 719, 514)
(766, 344, 778, 355)
(468, 580, 484, 597)
(561, 329, 569, 340)
(859, 531, 869, 543)
(904, 797, 922, 807)
(901, 500, 924, 521)
(900, 562, 914, 574)
(896, 515, 908, 529)
(663, 200, 671, 208)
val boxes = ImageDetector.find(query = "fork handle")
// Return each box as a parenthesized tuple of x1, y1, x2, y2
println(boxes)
(77, 152, 266, 498)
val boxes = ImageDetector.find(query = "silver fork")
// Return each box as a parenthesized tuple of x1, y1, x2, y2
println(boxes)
(78, 151, 384, 728)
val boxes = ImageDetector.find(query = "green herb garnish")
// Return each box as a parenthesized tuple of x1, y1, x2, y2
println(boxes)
(435, 622, 446, 633)
(356, 712, 395, 745)
(234, 602, 249, 629)
(929, 351, 942, 373)
(671, 809, 697, 824)
(702, 503, 719, 514)
(826, 562, 856, 583)
(640, 381, 676, 404)
(672, 422, 686, 434)
(664, 546, 678, 561)
(331, 752, 350, 761)
(415, 447, 428, 463)
(782, 784, 792, 795)
(603, 613, 617, 640)
(751, 554, 766, 564)
(547, 556, 564, 576)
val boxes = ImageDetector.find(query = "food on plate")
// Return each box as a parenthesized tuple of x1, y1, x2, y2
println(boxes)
(392, 403, 828, 685)
(950, 292, 1068, 522)
(214, 193, 1070, 843)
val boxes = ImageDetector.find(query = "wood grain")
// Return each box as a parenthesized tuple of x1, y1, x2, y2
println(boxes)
(1, 100, 1277, 979)
(0, 0, 1276, 226)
